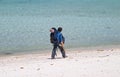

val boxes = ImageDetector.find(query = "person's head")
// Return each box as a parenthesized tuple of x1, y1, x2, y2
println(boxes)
(58, 27, 62, 32)
(50, 27, 56, 33)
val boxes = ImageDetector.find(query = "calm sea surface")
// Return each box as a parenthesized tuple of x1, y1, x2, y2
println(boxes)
(0, 0, 120, 54)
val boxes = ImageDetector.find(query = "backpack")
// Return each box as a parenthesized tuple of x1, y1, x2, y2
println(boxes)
(50, 32, 65, 44)
(50, 33, 54, 43)
(50, 32, 58, 44)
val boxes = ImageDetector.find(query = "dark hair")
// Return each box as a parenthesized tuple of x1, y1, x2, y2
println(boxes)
(51, 27, 56, 31)
(58, 27, 62, 32)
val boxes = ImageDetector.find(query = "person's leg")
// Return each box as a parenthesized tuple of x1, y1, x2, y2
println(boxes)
(58, 46, 66, 58)
(51, 45, 57, 59)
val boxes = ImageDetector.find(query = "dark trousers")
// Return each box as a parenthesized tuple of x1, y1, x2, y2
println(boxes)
(51, 44, 66, 58)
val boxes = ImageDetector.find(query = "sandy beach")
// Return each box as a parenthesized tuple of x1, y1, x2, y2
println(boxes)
(0, 0, 120, 77)
(0, 47, 120, 77)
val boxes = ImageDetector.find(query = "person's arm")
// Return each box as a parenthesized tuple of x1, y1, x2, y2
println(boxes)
(61, 42, 64, 47)
(59, 34, 64, 47)
(50, 33, 52, 43)
(50, 33, 54, 43)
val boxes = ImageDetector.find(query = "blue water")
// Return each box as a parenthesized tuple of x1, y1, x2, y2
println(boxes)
(0, 0, 120, 54)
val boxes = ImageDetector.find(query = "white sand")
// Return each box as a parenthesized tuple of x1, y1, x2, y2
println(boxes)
(0, 48, 120, 77)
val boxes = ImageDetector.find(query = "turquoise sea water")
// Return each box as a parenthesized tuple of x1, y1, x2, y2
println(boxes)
(0, 0, 120, 54)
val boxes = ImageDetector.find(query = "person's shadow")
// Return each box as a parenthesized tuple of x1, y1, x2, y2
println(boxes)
(47, 57, 63, 60)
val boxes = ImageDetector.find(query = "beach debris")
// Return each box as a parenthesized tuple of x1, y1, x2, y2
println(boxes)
(37, 68, 40, 71)
(20, 67, 24, 69)
(97, 49, 104, 51)
(4, 52, 12, 55)
(111, 49, 113, 51)
(99, 55, 109, 57)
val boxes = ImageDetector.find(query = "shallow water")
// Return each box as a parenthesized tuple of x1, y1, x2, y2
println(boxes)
(0, 0, 120, 54)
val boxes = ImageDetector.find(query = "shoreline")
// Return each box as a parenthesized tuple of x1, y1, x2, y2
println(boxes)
(1, 44, 120, 57)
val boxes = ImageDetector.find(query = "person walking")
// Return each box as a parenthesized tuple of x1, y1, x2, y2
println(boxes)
(57, 27, 67, 58)
(50, 27, 67, 59)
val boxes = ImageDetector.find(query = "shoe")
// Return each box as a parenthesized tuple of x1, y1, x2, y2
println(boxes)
(51, 57, 55, 59)
(63, 55, 68, 58)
